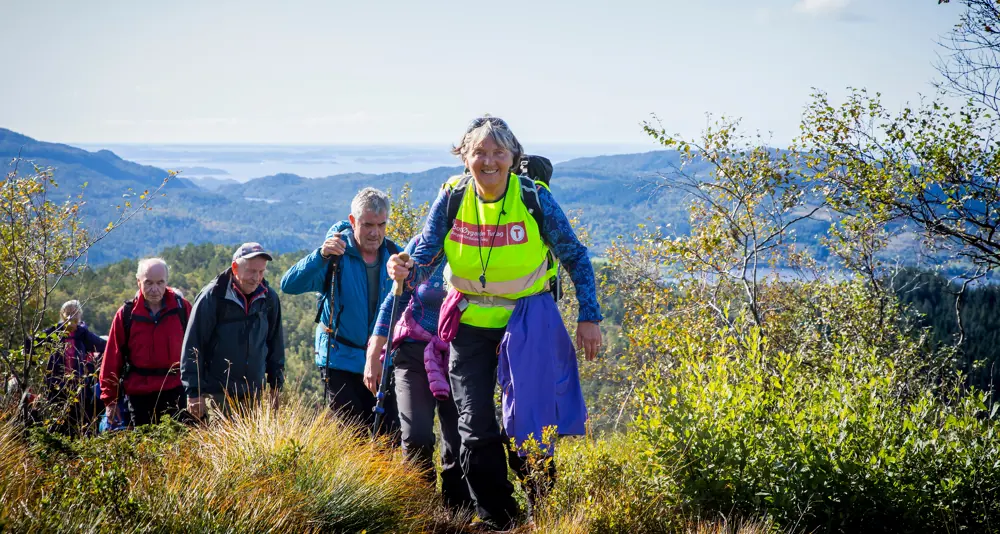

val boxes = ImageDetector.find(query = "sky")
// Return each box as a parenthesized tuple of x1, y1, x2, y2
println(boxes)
(0, 0, 964, 147)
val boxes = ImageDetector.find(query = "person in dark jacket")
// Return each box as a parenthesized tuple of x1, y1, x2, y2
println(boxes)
(43, 300, 107, 436)
(100, 258, 192, 427)
(365, 235, 473, 512)
(280, 187, 400, 433)
(181, 242, 284, 420)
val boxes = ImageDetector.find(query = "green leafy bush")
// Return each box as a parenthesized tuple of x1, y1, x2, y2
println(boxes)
(634, 280, 1000, 532)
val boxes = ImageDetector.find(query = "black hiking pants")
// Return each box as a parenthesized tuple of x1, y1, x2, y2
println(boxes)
(322, 367, 399, 439)
(127, 386, 186, 427)
(450, 324, 534, 529)
(393, 341, 473, 511)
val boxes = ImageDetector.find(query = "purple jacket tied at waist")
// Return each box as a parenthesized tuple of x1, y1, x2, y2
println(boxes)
(499, 293, 588, 454)
(391, 307, 451, 400)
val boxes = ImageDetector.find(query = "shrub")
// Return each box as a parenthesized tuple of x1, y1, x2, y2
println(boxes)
(536, 433, 679, 533)
(633, 280, 1000, 532)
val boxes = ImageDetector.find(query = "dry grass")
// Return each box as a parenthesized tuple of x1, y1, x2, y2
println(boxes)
(0, 412, 40, 525)
(686, 517, 781, 534)
(154, 400, 439, 532)
(0, 400, 453, 533)
(0, 404, 784, 533)
(533, 510, 782, 534)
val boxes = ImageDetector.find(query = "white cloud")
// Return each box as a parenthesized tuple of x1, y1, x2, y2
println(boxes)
(793, 0, 851, 16)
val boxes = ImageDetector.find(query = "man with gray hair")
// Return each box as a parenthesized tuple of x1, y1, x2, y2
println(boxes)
(182, 243, 285, 420)
(281, 187, 401, 433)
(100, 258, 191, 427)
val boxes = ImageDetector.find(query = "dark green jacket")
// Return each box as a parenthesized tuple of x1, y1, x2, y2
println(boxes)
(180, 269, 284, 398)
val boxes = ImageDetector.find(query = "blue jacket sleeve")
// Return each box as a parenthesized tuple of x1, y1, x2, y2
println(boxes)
(374, 237, 419, 337)
(407, 189, 449, 290)
(374, 192, 449, 337)
(536, 187, 603, 323)
(326, 220, 351, 239)
(280, 220, 352, 295)
(280, 248, 329, 295)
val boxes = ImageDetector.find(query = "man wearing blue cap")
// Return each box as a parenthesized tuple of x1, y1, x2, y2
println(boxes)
(181, 242, 285, 420)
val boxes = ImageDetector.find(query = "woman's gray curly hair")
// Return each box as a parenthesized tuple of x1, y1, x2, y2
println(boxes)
(451, 115, 524, 170)
(60, 300, 82, 320)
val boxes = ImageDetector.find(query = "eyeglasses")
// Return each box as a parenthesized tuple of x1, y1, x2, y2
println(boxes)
(466, 116, 510, 133)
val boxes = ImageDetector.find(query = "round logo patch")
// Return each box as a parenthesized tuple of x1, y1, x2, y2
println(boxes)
(510, 224, 526, 243)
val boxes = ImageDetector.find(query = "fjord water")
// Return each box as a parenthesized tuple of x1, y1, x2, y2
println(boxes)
(77, 143, 655, 182)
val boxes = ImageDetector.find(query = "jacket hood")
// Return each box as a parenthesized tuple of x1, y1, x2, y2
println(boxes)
(327, 220, 393, 261)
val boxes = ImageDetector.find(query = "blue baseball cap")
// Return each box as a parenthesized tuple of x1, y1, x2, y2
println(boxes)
(232, 242, 273, 262)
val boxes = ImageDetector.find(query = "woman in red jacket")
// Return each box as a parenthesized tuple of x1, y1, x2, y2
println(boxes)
(99, 258, 191, 427)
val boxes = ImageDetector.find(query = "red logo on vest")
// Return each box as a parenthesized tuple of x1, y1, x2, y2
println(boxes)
(509, 224, 526, 243)
(449, 220, 531, 247)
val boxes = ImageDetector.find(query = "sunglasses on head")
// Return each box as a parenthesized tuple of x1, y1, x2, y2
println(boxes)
(466, 116, 510, 133)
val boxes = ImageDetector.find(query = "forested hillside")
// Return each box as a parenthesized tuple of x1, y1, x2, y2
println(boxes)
(2, 127, 695, 264)
(893, 268, 1000, 391)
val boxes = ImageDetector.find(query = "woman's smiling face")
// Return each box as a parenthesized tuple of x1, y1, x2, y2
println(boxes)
(465, 134, 514, 193)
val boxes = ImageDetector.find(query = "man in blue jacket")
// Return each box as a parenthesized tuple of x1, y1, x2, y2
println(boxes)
(281, 187, 401, 433)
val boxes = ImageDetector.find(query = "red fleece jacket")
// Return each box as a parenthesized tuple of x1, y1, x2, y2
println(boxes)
(99, 288, 191, 402)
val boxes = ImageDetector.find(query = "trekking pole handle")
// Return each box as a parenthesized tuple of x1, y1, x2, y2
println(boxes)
(392, 252, 411, 296)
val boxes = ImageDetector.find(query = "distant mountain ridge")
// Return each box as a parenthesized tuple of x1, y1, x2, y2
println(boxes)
(0, 128, 195, 189)
(2, 127, 694, 265)
(557, 150, 683, 172)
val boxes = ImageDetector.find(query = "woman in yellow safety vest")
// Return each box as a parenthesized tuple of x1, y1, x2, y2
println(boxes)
(378, 116, 602, 529)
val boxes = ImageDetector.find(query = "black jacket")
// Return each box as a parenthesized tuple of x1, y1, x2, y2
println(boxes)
(180, 269, 284, 398)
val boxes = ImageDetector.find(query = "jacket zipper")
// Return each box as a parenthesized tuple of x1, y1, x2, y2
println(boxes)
(231, 284, 253, 373)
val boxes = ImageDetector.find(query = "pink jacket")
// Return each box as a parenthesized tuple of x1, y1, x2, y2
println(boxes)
(390, 307, 452, 400)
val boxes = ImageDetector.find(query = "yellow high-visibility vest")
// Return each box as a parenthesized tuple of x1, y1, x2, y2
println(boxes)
(443, 173, 556, 327)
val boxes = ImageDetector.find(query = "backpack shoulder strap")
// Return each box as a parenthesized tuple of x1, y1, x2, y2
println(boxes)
(210, 272, 231, 326)
(264, 283, 276, 321)
(444, 173, 544, 230)
(385, 238, 401, 256)
(444, 175, 474, 229)
(115, 300, 136, 399)
(119, 299, 136, 375)
(516, 172, 563, 300)
(121, 299, 135, 352)
(175, 293, 189, 333)
(517, 174, 545, 230)
(210, 277, 228, 301)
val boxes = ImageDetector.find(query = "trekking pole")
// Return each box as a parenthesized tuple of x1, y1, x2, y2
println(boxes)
(373, 252, 410, 438)
(324, 258, 340, 403)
